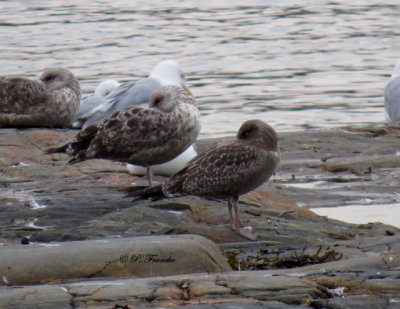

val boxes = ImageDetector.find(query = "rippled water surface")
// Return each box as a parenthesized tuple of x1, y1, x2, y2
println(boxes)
(1, 0, 399, 137)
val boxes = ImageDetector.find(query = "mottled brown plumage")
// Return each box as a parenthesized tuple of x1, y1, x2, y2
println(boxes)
(129, 119, 280, 240)
(0, 68, 80, 128)
(46, 85, 201, 185)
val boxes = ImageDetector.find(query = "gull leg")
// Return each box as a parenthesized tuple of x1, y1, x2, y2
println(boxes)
(146, 167, 153, 186)
(232, 197, 258, 241)
(227, 197, 236, 231)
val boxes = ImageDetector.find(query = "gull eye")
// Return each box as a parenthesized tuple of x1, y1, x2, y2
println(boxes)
(42, 74, 56, 82)
(153, 96, 163, 107)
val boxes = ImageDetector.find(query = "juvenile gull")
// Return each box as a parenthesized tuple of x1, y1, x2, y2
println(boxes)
(0, 68, 80, 128)
(45, 85, 201, 186)
(77, 60, 190, 129)
(384, 59, 400, 125)
(72, 79, 120, 128)
(128, 119, 280, 240)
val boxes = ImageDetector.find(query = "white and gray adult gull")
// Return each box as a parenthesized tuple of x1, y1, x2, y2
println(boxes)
(73, 79, 120, 128)
(384, 59, 400, 125)
(77, 60, 190, 129)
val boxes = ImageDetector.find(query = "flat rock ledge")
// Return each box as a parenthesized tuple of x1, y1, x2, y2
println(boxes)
(1, 252, 399, 309)
(1, 126, 400, 308)
(0, 235, 231, 286)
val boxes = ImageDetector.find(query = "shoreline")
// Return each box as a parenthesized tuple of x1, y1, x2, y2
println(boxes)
(1, 125, 400, 308)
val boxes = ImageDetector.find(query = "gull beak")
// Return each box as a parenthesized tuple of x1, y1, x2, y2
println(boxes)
(183, 85, 193, 97)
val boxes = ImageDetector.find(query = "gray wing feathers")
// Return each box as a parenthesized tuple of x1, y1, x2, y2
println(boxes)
(384, 77, 400, 124)
(73, 94, 105, 127)
(81, 78, 162, 128)
(108, 78, 161, 110)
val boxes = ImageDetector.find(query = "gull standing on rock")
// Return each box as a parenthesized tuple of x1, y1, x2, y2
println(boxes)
(45, 85, 201, 186)
(384, 59, 400, 125)
(0, 68, 80, 128)
(73, 79, 120, 128)
(74, 60, 198, 176)
(128, 119, 280, 240)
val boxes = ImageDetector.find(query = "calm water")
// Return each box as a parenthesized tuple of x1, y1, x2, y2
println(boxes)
(1, 0, 399, 138)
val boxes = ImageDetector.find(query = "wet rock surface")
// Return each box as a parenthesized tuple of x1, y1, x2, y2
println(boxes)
(1, 126, 400, 308)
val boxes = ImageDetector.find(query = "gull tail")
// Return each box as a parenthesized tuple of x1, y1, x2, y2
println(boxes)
(43, 143, 69, 154)
(122, 184, 165, 200)
(45, 123, 98, 165)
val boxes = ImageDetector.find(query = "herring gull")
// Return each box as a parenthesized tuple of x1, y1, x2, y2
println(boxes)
(45, 85, 201, 186)
(77, 60, 190, 129)
(0, 68, 80, 128)
(385, 59, 400, 125)
(72, 79, 120, 128)
(128, 119, 280, 240)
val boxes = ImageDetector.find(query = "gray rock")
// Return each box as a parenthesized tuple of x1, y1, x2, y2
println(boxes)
(0, 271, 328, 309)
(155, 302, 306, 309)
(311, 296, 398, 309)
(322, 155, 400, 175)
(1, 252, 400, 308)
(216, 274, 329, 304)
(0, 235, 231, 286)
(0, 285, 71, 309)
(214, 302, 305, 309)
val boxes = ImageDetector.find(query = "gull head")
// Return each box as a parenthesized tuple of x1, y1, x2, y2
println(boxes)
(237, 119, 279, 152)
(391, 59, 400, 79)
(40, 67, 79, 91)
(150, 60, 186, 87)
(149, 85, 195, 112)
(94, 79, 120, 97)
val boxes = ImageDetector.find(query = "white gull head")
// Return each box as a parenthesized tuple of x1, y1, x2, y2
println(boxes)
(150, 60, 186, 87)
(391, 59, 400, 79)
(94, 79, 120, 97)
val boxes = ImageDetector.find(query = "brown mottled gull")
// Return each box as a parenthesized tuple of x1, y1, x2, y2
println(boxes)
(45, 85, 201, 186)
(0, 68, 80, 128)
(128, 119, 280, 240)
